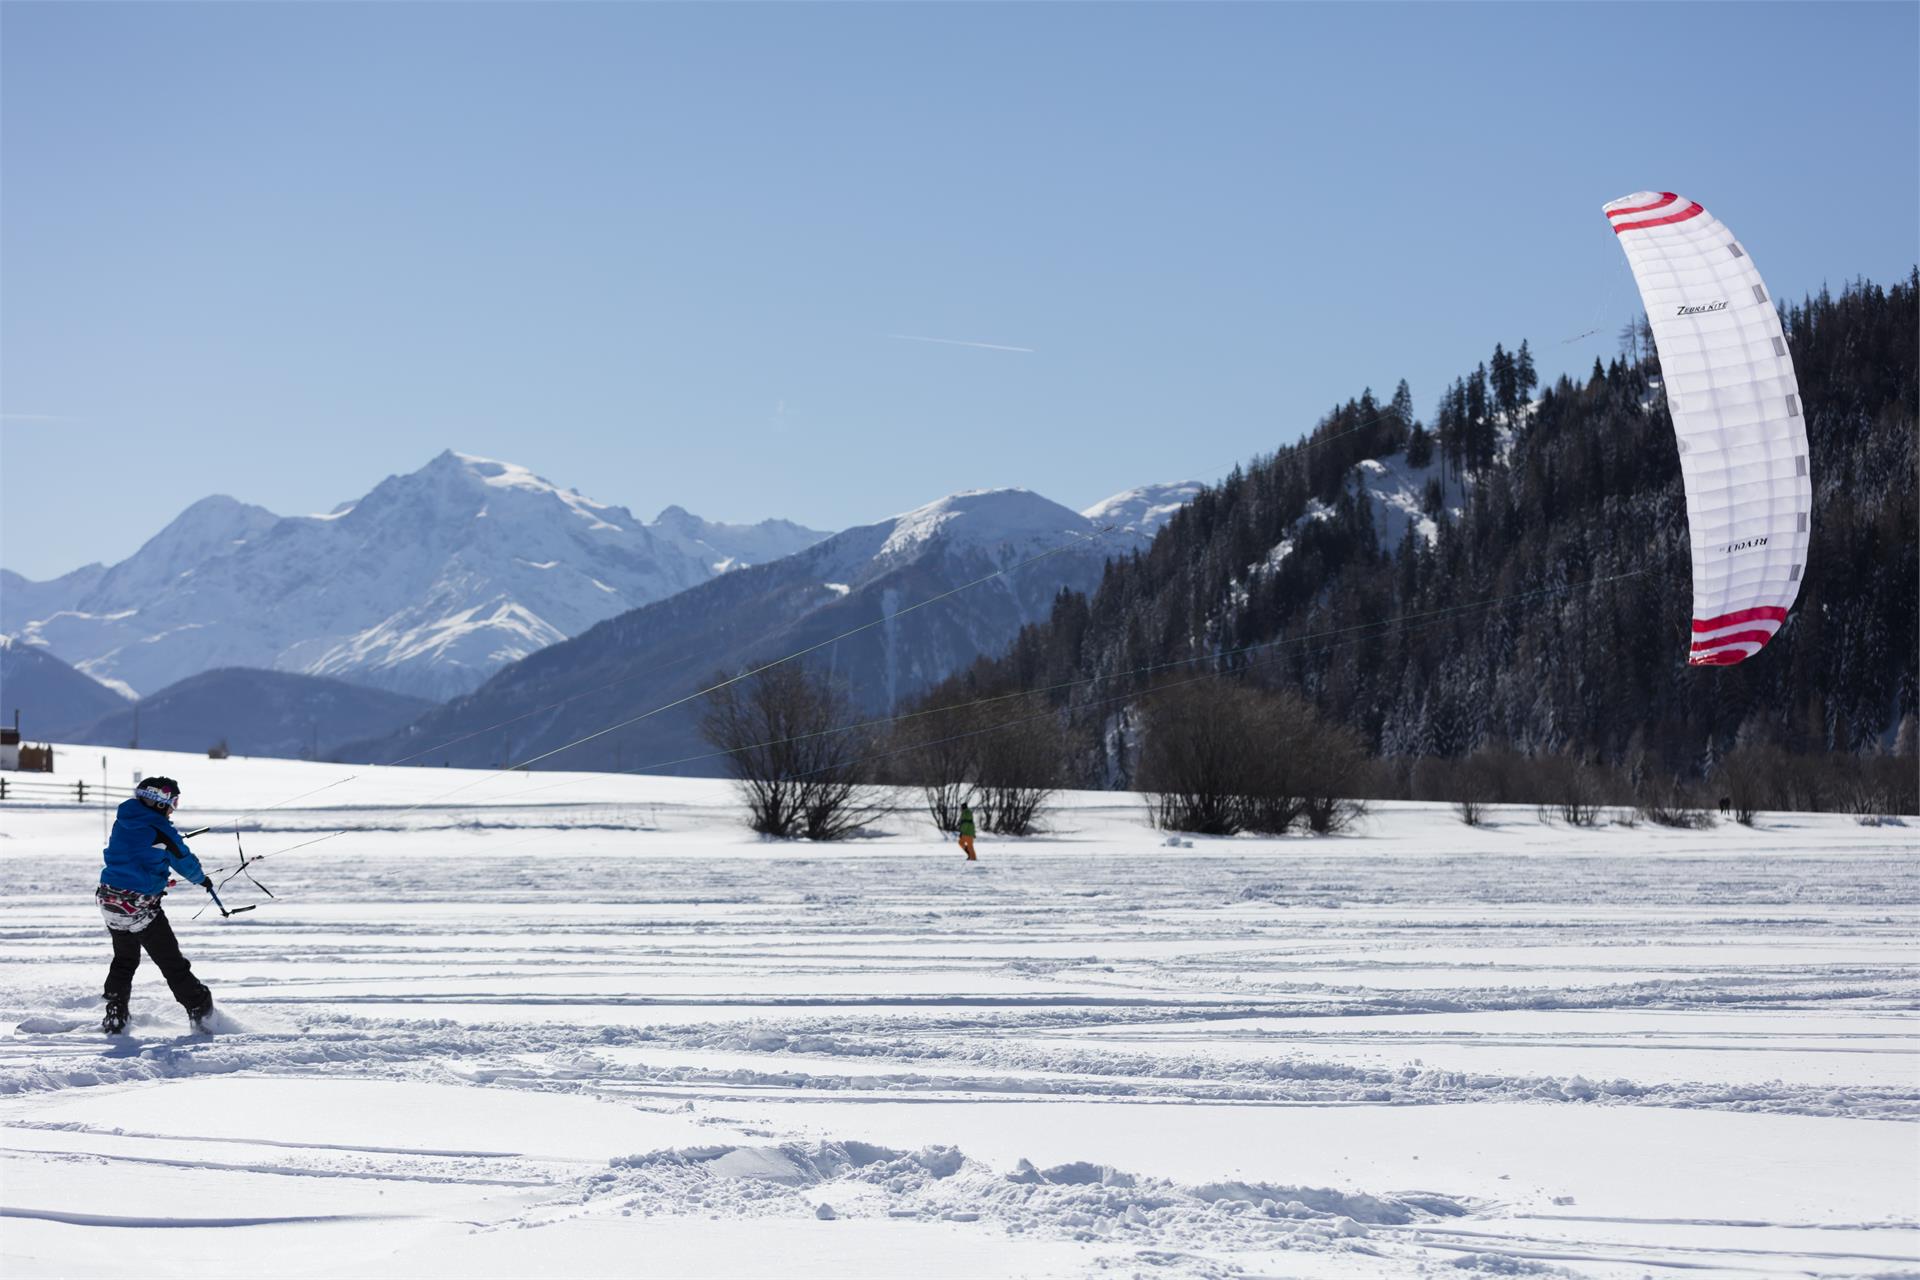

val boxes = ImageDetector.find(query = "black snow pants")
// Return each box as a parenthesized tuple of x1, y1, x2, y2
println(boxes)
(104, 910, 210, 1011)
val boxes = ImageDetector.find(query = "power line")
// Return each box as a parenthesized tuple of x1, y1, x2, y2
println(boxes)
(214, 522, 1126, 872)
(205, 397, 1516, 876)
(446, 564, 1667, 863)
(221, 564, 1660, 877)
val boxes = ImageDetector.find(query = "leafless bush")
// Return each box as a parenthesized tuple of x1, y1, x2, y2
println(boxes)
(700, 665, 882, 840)
(1139, 680, 1365, 836)
(1528, 754, 1606, 826)
(1718, 745, 1916, 824)
(1635, 776, 1716, 829)
(1637, 799, 1716, 829)
(1453, 797, 1486, 826)
(1138, 681, 1260, 835)
(888, 694, 983, 833)
(889, 689, 1067, 837)
(1559, 794, 1604, 827)
(974, 705, 1066, 836)
(1240, 694, 1311, 835)
(1856, 757, 1913, 816)
(1295, 708, 1369, 834)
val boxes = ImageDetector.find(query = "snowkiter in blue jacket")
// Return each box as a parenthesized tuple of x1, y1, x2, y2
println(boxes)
(98, 777, 214, 1034)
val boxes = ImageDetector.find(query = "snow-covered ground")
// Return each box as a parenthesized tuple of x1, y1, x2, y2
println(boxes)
(3, 746, 1915, 1278)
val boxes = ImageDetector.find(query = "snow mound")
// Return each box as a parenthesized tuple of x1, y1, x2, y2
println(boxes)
(14, 1016, 83, 1034)
(615, 1139, 963, 1187)
(596, 1138, 1467, 1253)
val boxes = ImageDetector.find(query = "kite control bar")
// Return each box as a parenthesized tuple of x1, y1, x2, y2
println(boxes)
(164, 827, 270, 919)
(202, 881, 255, 918)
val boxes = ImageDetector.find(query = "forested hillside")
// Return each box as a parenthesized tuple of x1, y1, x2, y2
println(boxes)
(935, 275, 1916, 804)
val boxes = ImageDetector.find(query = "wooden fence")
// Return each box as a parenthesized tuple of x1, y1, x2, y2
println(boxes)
(0, 775, 100, 805)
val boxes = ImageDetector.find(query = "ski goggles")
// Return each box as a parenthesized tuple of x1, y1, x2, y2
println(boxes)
(135, 785, 180, 812)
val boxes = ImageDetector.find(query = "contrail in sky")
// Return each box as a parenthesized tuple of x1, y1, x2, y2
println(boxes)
(886, 334, 1035, 354)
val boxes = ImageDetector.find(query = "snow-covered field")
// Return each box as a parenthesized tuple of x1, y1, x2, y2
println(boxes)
(3, 746, 1915, 1278)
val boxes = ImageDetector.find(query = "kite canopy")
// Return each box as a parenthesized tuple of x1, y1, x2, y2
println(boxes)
(1604, 192, 1811, 666)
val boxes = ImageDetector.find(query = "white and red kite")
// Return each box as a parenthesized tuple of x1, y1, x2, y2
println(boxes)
(1604, 191, 1811, 666)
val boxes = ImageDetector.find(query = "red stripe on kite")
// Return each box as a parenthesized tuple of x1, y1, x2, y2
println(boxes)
(1690, 628, 1777, 653)
(1606, 192, 1680, 219)
(1692, 606, 1788, 634)
(1689, 647, 1754, 666)
(1614, 202, 1706, 234)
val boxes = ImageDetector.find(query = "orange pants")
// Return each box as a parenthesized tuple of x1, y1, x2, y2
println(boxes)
(958, 835, 976, 861)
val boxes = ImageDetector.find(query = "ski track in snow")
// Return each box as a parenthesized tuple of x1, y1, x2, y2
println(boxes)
(1, 757, 1916, 1278)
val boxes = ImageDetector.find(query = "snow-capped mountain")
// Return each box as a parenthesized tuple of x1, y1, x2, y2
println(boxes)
(3, 452, 831, 701)
(1081, 482, 1204, 539)
(649, 505, 830, 575)
(351, 483, 1186, 773)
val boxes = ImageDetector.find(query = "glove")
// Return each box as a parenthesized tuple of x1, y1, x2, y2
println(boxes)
(200, 877, 214, 890)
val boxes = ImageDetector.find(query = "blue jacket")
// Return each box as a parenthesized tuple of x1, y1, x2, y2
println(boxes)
(100, 797, 206, 895)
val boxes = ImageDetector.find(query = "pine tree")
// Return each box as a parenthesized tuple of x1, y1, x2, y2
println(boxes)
(1407, 422, 1434, 469)
(1390, 379, 1415, 439)
(1490, 343, 1518, 425)
(927, 277, 1914, 804)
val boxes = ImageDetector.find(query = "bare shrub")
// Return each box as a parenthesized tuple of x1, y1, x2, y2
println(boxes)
(1139, 680, 1365, 836)
(1295, 709, 1369, 834)
(890, 688, 1066, 837)
(1559, 793, 1604, 828)
(1718, 745, 1916, 824)
(1562, 760, 1605, 827)
(1637, 793, 1716, 830)
(1414, 754, 1496, 825)
(1717, 744, 1775, 826)
(1241, 693, 1311, 835)
(889, 693, 982, 833)
(1835, 759, 1917, 822)
(1635, 774, 1717, 829)
(1529, 753, 1605, 826)
(974, 703, 1066, 836)
(1138, 681, 1262, 835)
(700, 665, 881, 840)
(1866, 753, 1919, 818)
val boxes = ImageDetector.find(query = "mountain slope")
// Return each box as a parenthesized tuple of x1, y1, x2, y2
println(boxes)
(352, 487, 1170, 774)
(649, 506, 833, 573)
(942, 276, 1917, 787)
(0, 637, 133, 740)
(1081, 482, 1204, 539)
(70, 668, 436, 759)
(4, 453, 831, 700)
(0, 563, 109, 636)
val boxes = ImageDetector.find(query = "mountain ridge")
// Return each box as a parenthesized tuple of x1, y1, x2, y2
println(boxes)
(347, 483, 1173, 774)
(2, 452, 833, 700)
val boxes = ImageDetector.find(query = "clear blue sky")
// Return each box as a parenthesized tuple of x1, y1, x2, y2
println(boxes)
(4, 2, 1915, 579)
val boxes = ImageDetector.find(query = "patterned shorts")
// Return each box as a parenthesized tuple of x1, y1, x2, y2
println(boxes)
(97, 885, 164, 933)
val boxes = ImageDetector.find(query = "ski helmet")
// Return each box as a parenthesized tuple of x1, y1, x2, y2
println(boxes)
(135, 777, 181, 812)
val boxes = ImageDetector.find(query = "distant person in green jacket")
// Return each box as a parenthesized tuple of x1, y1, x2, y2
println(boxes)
(957, 804, 977, 861)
